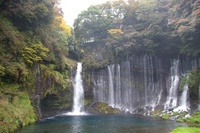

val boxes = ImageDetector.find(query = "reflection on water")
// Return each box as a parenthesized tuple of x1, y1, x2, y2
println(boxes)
(17, 115, 187, 133)
(71, 116, 82, 133)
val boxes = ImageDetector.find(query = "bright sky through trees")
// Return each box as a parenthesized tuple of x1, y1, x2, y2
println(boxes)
(60, 0, 113, 26)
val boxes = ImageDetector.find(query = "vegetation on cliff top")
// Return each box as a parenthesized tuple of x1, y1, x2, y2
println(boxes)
(73, 0, 200, 68)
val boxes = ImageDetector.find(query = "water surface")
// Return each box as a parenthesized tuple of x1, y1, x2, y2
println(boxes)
(18, 114, 186, 133)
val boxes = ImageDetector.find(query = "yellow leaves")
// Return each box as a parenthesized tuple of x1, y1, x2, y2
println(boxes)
(22, 42, 49, 66)
(52, 16, 71, 35)
(107, 28, 124, 39)
(108, 28, 124, 35)
(60, 18, 71, 35)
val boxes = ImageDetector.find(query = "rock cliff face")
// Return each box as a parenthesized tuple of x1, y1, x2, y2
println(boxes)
(84, 55, 200, 114)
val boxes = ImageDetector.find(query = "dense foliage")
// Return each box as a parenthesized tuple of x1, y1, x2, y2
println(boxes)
(0, 0, 77, 132)
(0, 0, 76, 94)
(73, 0, 200, 68)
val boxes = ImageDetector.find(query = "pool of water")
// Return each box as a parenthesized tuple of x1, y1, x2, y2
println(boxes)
(17, 114, 187, 133)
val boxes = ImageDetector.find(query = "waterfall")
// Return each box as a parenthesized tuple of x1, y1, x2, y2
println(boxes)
(143, 56, 163, 113)
(93, 70, 107, 103)
(174, 83, 189, 112)
(143, 55, 148, 105)
(71, 62, 85, 115)
(92, 55, 163, 114)
(119, 60, 132, 112)
(179, 83, 189, 109)
(36, 64, 42, 118)
(91, 56, 199, 114)
(115, 64, 122, 108)
(108, 64, 115, 106)
(164, 59, 180, 111)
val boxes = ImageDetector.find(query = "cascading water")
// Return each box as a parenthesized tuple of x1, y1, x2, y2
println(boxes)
(36, 64, 42, 117)
(67, 62, 85, 115)
(115, 64, 122, 109)
(92, 55, 163, 114)
(121, 60, 132, 112)
(174, 83, 189, 112)
(108, 65, 115, 107)
(164, 59, 180, 111)
(143, 56, 163, 113)
(91, 56, 200, 114)
(92, 70, 108, 103)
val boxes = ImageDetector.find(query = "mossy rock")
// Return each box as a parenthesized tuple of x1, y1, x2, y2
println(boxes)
(40, 93, 72, 118)
(0, 92, 37, 133)
(86, 102, 121, 114)
(161, 113, 171, 120)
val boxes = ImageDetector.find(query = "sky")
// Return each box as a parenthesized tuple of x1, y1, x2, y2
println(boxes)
(60, 0, 112, 27)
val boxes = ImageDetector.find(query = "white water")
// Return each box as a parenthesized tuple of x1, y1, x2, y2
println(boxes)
(115, 64, 122, 108)
(92, 56, 163, 114)
(65, 62, 85, 115)
(108, 65, 115, 106)
(164, 59, 180, 110)
(179, 83, 189, 108)
(174, 83, 189, 112)
(91, 57, 200, 114)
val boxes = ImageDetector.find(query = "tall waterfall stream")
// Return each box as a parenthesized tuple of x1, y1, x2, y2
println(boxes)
(64, 62, 86, 115)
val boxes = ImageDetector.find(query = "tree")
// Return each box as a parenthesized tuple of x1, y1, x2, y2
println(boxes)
(74, 5, 112, 44)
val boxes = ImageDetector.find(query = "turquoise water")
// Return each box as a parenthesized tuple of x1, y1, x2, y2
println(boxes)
(17, 114, 186, 133)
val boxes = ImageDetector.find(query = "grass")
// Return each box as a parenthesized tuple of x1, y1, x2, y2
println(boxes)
(170, 127, 200, 133)
(186, 112, 200, 123)
(171, 112, 200, 133)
